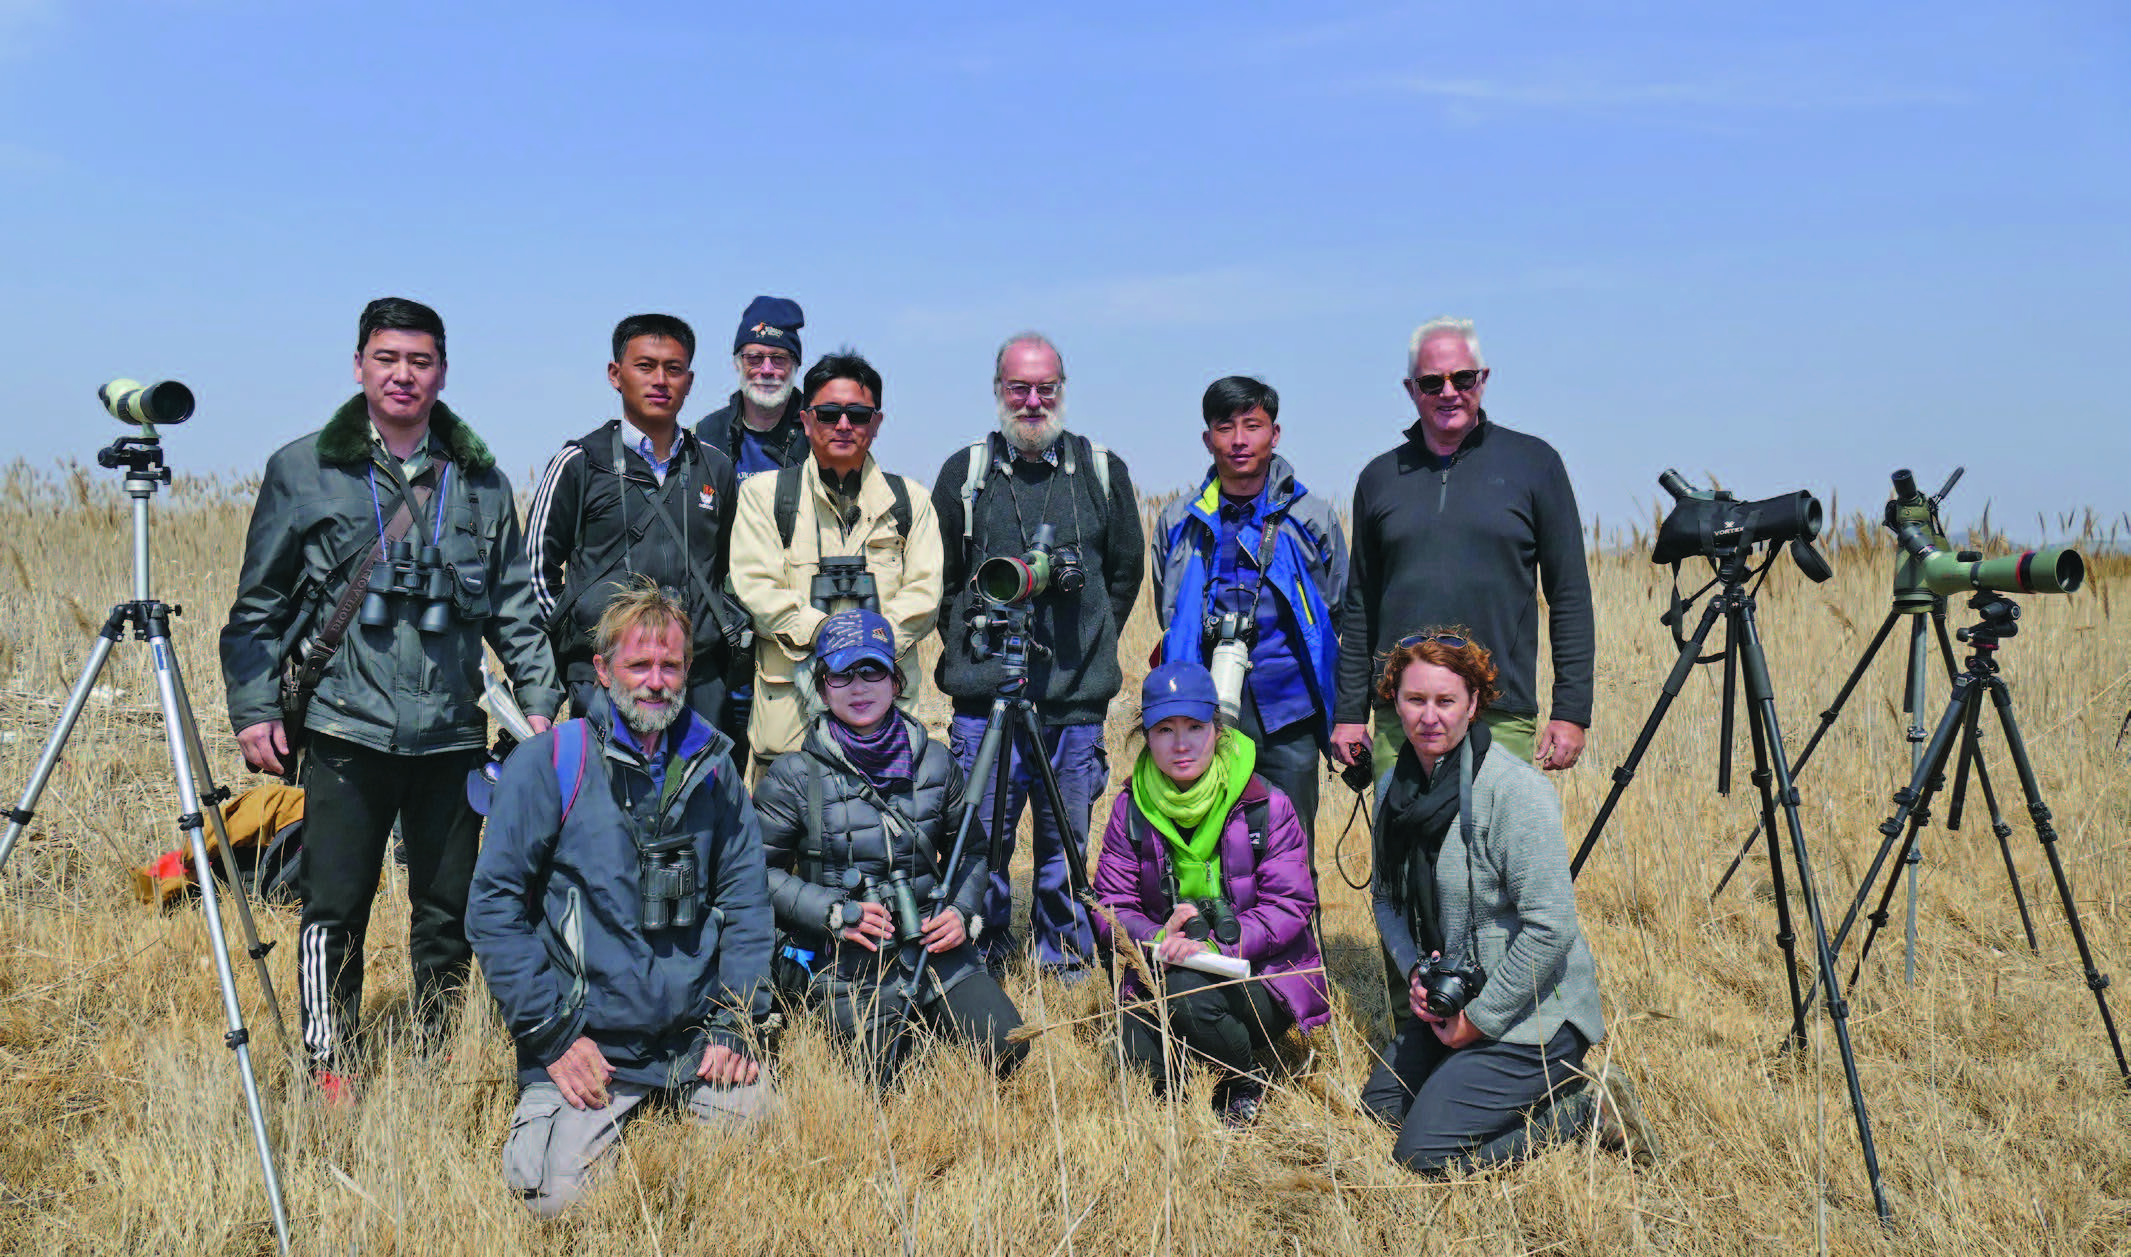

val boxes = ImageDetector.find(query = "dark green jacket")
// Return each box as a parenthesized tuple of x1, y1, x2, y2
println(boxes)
(219, 396, 562, 755)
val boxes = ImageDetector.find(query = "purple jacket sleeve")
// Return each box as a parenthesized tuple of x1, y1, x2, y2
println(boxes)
(1223, 790, 1316, 966)
(1093, 794, 1164, 946)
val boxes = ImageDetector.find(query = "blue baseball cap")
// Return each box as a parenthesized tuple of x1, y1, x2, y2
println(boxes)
(1141, 660, 1219, 729)
(816, 608, 897, 674)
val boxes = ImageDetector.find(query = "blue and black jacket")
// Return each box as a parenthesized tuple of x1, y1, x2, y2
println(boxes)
(1152, 455, 1347, 745)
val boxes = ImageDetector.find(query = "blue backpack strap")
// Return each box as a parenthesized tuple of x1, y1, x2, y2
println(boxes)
(551, 719, 589, 823)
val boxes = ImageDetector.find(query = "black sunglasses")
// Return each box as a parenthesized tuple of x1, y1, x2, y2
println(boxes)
(1397, 632, 1468, 650)
(1408, 369, 1485, 396)
(824, 661, 893, 688)
(808, 403, 880, 428)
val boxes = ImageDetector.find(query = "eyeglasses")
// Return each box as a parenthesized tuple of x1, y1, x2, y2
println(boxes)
(1407, 369, 1486, 396)
(824, 662, 893, 687)
(1001, 381, 1062, 402)
(1397, 632, 1468, 650)
(807, 403, 880, 428)
(740, 350, 796, 370)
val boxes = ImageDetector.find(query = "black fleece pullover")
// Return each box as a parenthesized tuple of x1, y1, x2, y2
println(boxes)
(931, 433, 1143, 727)
(1335, 413, 1594, 728)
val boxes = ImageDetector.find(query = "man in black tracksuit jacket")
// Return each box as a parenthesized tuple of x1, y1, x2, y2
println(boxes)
(1330, 318, 1594, 781)
(527, 315, 742, 723)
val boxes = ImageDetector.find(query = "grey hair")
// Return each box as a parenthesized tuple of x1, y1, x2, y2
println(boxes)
(1408, 316, 1486, 373)
(992, 330, 1066, 390)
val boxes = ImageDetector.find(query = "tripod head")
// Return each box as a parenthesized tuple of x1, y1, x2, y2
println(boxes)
(97, 434, 173, 487)
(965, 596, 1052, 694)
(1955, 590, 2021, 659)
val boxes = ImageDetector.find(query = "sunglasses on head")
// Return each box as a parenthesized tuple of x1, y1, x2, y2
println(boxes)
(808, 403, 880, 428)
(1397, 632, 1468, 650)
(1408, 369, 1485, 396)
(824, 661, 893, 688)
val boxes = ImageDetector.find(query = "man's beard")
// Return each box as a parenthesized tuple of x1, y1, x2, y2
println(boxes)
(609, 677, 683, 737)
(996, 395, 1066, 456)
(742, 375, 794, 411)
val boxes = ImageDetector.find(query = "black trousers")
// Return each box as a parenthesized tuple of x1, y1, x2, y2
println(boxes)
(298, 733, 486, 1069)
(1236, 686, 1323, 859)
(1120, 965, 1293, 1094)
(819, 952, 1028, 1086)
(1361, 1019, 1589, 1174)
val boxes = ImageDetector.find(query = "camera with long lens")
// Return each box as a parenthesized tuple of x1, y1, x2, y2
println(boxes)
(1180, 897, 1242, 948)
(811, 556, 880, 614)
(975, 523, 1083, 606)
(639, 845, 700, 932)
(1203, 609, 1255, 724)
(1652, 469, 1832, 582)
(1414, 954, 1487, 1018)
(1890, 517, 2083, 598)
(843, 866, 925, 946)
(358, 539, 461, 633)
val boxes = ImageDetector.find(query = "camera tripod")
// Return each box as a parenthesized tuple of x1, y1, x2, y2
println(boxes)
(958, 597, 1098, 966)
(1827, 591, 2128, 1086)
(1569, 544, 1891, 1225)
(0, 428, 292, 1252)
(1712, 468, 2028, 984)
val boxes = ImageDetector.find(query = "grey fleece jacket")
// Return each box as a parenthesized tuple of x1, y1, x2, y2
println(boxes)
(1373, 745, 1605, 1048)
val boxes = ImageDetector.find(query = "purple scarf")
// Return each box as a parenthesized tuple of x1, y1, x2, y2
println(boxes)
(829, 713, 914, 788)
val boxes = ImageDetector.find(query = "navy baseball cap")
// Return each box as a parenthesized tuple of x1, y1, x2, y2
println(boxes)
(1141, 660, 1219, 729)
(734, 295, 804, 360)
(816, 608, 897, 674)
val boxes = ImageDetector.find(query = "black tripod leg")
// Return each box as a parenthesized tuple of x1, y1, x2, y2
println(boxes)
(1742, 667, 1811, 1051)
(1713, 608, 1901, 900)
(1013, 703, 1100, 970)
(1984, 678, 2131, 1085)
(1935, 622, 2039, 951)
(1834, 674, 1973, 956)
(1572, 595, 1727, 879)
(1737, 601, 1893, 1225)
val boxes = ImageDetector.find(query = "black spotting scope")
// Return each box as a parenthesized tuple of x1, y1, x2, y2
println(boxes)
(1652, 468, 1826, 578)
(98, 378, 195, 426)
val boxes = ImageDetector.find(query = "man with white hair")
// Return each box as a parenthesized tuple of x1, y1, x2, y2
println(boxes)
(931, 332, 1142, 979)
(1329, 318, 1594, 781)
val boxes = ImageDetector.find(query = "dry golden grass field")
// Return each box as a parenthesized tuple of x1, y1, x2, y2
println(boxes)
(0, 458, 2127, 1256)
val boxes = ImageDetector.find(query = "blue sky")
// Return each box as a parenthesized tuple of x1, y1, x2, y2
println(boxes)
(3, 1, 2124, 547)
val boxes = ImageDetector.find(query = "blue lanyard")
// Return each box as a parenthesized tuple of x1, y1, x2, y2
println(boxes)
(366, 462, 451, 552)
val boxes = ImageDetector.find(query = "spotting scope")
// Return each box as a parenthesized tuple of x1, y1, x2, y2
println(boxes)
(98, 378, 195, 426)
(1892, 523, 2083, 596)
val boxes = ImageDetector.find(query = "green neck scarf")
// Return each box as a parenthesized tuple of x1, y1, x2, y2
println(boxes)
(1131, 731, 1257, 901)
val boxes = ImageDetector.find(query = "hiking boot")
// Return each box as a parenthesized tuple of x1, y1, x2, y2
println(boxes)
(1588, 1063, 1659, 1166)
(311, 1067, 358, 1109)
(1217, 1078, 1265, 1128)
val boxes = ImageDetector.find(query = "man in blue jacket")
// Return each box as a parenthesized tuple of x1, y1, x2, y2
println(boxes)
(1152, 376, 1347, 851)
(468, 580, 776, 1217)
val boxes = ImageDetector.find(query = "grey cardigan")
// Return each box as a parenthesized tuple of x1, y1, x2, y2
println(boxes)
(1373, 744, 1605, 1048)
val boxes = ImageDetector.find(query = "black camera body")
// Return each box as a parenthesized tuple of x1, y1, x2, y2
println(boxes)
(811, 556, 880, 615)
(1415, 954, 1487, 1019)
(639, 846, 700, 932)
(1181, 897, 1242, 948)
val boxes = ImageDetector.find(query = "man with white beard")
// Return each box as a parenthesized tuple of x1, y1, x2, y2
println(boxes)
(469, 579, 775, 1217)
(692, 295, 809, 764)
(930, 332, 1142, 980)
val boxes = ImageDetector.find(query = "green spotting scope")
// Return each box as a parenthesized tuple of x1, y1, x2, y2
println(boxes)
(1886, 467, 1959, 612)
(976, 522, 1057, 605)
(1893, 522, 2083, 597)
(98, 378, 195, 426)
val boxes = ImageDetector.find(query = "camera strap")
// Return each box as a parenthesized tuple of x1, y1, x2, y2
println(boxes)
(1453, 734, 1482, 972)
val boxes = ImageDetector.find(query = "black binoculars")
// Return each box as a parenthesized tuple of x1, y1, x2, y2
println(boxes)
(640, 847, 700, 931)
(359, 540, 458, 634)
(844, 865, 925, 946)
(811, 556, 881, 615)
(1181, 896, 1242, 948)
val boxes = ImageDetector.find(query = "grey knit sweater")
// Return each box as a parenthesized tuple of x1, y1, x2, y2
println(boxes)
(1373, 746, 1605, 1047)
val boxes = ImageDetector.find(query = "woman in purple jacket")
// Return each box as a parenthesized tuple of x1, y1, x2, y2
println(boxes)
(1093, 661, 1330, 1125)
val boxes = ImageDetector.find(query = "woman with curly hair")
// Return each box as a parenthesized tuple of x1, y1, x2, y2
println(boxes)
(1364, 628, 1655, 1172)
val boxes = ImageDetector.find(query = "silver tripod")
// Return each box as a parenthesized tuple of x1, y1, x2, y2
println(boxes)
(0, 385, 291, 1254)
